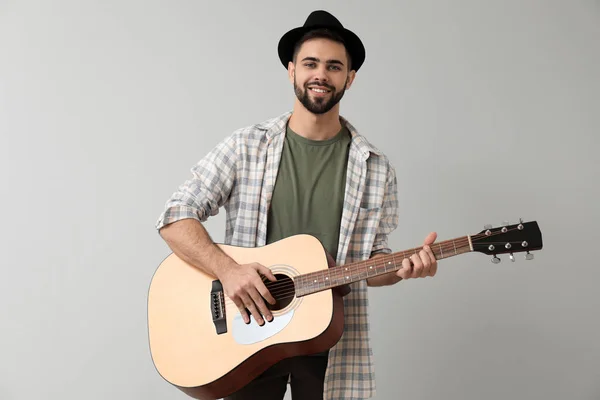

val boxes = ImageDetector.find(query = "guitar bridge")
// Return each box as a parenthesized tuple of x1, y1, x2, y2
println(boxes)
(210, 280, 227, 335)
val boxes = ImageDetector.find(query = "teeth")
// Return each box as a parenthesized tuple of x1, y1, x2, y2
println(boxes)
(310, 88, 328, 93)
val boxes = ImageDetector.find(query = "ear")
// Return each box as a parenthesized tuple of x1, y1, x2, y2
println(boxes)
(344, 70, 356, 90)
(287, 61, 295, 84)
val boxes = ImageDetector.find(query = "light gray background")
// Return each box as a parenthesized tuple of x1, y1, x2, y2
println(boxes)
(1, 1, 599, 399)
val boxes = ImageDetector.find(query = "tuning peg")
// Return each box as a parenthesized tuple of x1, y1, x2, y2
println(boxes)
(491, 256, 501, 264)
(509, 253, 515, 262)
(525, 252, 534, 260)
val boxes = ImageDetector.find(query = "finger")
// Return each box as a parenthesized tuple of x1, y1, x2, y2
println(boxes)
(410, 254, 423, 278)
(423, 232, 437, 246)
(257, 264, 277, 282)
(423, 245, 438, 277)
(419, 249, 431, 277)
(233, 297, 250, 324)
(249, 287, 273, 322)
(396, 257, 412, 279)
(253, 274, 276, 305)
(241, 293, 264, 325)
(253, 264, 277, 304)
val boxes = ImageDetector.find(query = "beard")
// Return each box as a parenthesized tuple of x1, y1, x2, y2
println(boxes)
(294, 76, 346, 115)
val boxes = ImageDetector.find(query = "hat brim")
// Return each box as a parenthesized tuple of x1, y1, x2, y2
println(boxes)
(277, 26, 365, 72)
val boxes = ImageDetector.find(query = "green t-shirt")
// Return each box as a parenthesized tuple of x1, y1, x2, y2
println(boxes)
(266, 123, 351, 261)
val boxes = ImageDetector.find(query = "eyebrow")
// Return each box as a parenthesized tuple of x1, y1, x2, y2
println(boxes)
(301, 56, 344, 66)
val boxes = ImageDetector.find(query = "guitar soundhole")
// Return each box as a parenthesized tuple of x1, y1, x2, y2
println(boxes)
(265, 273, 295, 311)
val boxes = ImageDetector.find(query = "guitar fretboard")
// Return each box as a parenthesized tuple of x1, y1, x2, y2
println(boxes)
(294, 236, 472, 297)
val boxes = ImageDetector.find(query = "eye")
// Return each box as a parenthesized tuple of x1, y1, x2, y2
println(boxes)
(304, 63, 316, 68)
(329, 65, 341, 71)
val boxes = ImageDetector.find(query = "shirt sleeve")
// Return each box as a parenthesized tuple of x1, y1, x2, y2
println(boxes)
(155, 134, 238, 230)
(371, 164, 399, 255)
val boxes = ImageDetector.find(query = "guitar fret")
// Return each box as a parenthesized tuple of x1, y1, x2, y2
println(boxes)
(333, 268, 340, 286)
(304, 274, 309, 294)
(296, 235, 477, 297)
(297, 275, 303, 296)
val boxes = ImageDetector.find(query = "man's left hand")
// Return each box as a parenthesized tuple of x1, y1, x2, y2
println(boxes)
(396, 232, 438, 280)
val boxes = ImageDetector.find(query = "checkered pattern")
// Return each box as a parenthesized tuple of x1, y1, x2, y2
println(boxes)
(155, 111, 399, 399)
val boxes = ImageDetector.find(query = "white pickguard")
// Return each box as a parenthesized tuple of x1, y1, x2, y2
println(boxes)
(231, 309, 294, 345)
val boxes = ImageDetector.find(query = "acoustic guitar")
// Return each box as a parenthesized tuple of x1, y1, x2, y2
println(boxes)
(147, 220, 543, 399)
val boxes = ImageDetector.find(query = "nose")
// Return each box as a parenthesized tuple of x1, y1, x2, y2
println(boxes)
(312, 65, 329, 83)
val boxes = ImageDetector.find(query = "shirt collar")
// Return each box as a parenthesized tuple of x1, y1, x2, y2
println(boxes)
(260, 111, 383, 159)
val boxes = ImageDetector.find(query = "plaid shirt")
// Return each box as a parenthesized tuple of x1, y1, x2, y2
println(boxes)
(155, 111, 399, 399)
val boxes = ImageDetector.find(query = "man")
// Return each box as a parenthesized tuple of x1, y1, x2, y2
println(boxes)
(155, 10, 438, 400)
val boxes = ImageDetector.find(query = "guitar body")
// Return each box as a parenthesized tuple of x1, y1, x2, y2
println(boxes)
(147, 234, 345, 400)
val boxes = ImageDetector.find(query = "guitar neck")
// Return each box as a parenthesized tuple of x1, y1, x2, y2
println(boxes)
(295, 236, 473, 297)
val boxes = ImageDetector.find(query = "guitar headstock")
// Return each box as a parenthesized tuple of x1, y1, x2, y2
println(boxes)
(471, 219, 543, 263)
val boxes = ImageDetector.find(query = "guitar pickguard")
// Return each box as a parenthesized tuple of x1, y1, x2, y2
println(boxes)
(231, 308, 294, 345)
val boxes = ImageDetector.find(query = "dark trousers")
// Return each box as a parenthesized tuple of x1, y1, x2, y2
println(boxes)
(224, 352, 329, 400)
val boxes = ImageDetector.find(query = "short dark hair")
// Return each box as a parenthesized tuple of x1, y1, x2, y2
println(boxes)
(292, 28, 353, 71)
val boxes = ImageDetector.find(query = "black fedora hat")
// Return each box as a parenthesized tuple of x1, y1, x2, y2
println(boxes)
(277, 10, 366, 72)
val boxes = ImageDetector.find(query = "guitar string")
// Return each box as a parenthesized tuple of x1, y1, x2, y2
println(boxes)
(221, 227, 532, 307)
(220, 239, 473, 308)
(230, 230, 501, 300)
(222, 243, 531, 307)
(221, 246, 520, 309)
(221, 228, 530, 307)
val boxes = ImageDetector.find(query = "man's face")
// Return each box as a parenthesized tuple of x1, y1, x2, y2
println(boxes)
(289, 38, 356, 115)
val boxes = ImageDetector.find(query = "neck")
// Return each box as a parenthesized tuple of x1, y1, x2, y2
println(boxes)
(288, 102, 342, 141)
(295, 235, 474, 297)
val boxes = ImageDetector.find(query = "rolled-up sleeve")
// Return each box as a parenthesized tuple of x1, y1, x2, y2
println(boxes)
(371, 164, 399, 255)
(155, 134, 238, 230)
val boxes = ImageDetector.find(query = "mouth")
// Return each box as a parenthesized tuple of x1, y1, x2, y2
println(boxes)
(308, 86, 332, 95)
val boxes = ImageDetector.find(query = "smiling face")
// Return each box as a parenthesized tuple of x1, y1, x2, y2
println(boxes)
(289, 37, 356, 115)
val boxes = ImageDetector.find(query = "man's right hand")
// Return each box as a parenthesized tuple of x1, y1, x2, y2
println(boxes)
(218, 262, 277, 325)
